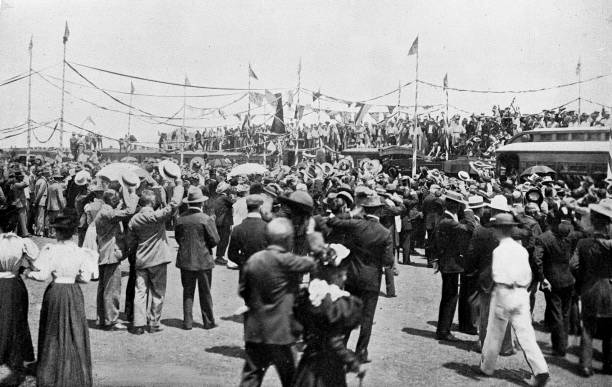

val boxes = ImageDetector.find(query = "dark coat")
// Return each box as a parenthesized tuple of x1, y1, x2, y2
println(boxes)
(326, 216, 394, 292)
(432, 211, 477, 273)
(239, 245, 315, 345)
(293, 289, 363, 387)
(227, 216, 268, 268)
(175, 208, 220, 271)
(422, 193, 443, 230)
(534, 229, 576, 289)
(465, 224, 498, 293)
(213, 194, 234, 227)
(574, 236, 612, 318)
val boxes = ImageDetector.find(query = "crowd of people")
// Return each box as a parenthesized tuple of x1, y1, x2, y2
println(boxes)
(0, 147, 611, 386)
(155, 106, 611, 161)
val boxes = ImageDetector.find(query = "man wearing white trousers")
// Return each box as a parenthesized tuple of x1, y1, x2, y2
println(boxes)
(479, 213, 549, 387)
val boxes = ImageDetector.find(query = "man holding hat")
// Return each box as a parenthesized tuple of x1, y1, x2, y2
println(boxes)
(479, 214, 549, 386)
(45, 172, 66, 239)
(175, 187, 220, 330)
(228, 195, 268, 273)
(326, 193, 394, 363)
(33, 168, 49, 236)
(432, 190, 478, 341)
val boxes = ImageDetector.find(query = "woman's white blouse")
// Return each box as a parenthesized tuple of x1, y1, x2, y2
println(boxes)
(29, 240, 98, 283)
(0, 233, 40, 276)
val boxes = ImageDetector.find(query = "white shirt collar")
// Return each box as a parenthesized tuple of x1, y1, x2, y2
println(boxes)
(366, 214, 380, 221)
(246, 212, 262, 219)
(188, 206, 203, 212)
(444, 210, 458, 222)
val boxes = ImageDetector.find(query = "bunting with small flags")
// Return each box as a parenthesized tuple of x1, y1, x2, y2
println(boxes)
(312, 90, 322, 103)
(354, 103, 371, 124)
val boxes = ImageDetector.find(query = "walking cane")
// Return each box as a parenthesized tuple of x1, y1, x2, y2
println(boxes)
(357, 370, 366, 387)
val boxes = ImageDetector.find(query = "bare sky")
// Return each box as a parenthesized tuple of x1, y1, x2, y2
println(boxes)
(1, 0, 610, 147)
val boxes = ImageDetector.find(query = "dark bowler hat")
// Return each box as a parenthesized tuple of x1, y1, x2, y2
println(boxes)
(245, 194, 264, 207)
(490, 213, 518, 227)
(361, 194, 384, 208)
(443, 191, 465, 204)
(182, 187, 208, 204)
(278, 190, 314, 213)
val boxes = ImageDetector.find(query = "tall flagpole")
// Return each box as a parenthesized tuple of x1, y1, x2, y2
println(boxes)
(60, 22, 68, 149)
(445, 75, 449, 160)
(294, 58, 301, 166)
(127, 82, 133, 155)
(181, 77, 187, 166)
(577, 58, 582, 118)
(26, 36, 33, 168)
(411, 41, 419, 177)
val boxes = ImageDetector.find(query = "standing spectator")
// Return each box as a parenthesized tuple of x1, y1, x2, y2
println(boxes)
(33, 168, 49, 236)
(45, 172, 66, 238)
(175, 187, 219, 330)
(213, 182, 235, 265)
(227, 195, 268, 272)
(9, 172, 29, 237)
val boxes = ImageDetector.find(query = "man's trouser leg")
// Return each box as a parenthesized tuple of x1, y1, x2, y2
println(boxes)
(544, 286, 573, 355)
(197, 269, 214, 326)
(400, 230, 412, 264)
(384, 267, 396, 297)
(34, 206, 46, 236)
(509, 289, 548, 376)
(354, 289, 379, 359)
(125, 253, 136, 322)
(478, 291, 514, 354)
(180, 269, 197, 328)
(239, 343, 296, 387)
(133, 269, 149, 328)
(459, 274, 478, 332)
(97, 263, 121, 326)
(17, 207, 28, 236)
(437, 273, 459, 336)
(147, 264, 168, 328)
(216, 225, 231, 259)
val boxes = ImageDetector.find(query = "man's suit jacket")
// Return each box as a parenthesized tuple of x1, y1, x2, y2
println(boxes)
(45, 181, 65, 211)
(10, 181, 28, 209)
(534, 229, 576, 289)
(95, 199, 137, 265)
(239, 245, 315, 345)
(433, 211, 477, 273)
(34, 177, 48, 207)
(227, 215, 267, 268)
(327, 215, 394, 292)
(422, 193, 443, 230)
(213, 194, 235, 227)
(175, 208, 219, 271)
(465, 224, 498, 293)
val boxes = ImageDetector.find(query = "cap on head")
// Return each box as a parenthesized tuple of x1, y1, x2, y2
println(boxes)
(266, 218, 294, 246)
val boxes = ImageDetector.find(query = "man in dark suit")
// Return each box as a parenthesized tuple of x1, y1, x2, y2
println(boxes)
(326, 193, 394, 363)
(213, 182, 235, 265)
(431, 191, 477, 341)
(175, 187, 220, 330)
(45, 173, 66, 238)
(239, 218, 315, 387)
(227, 195, 268, 272)
(422, 184, 444, 264)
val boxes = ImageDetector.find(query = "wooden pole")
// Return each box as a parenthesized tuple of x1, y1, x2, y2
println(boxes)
(577, 58, 582, 119)
(411, 47, 419, 177)
(26, 36, 33, 168)
(294, 58, 301, 166)
(59, 36, 67, 148)
(127, 83, 133, 155)
(181, 77, 187, 166)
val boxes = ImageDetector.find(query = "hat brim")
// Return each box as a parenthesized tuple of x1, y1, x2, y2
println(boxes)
(589, 204, 612, 219)
(278, 196, 314, 213)
(490, 221, 518, 227)
(182, 196, 208, 204)
(469, 203, 486, 209)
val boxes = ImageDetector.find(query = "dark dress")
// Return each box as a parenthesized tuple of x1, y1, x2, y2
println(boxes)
(292, 285, 363, 387)
(0, 276, 34, 369)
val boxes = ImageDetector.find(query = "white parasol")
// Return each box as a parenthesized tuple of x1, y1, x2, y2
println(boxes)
(228, 163, 268, 177)
(96, 162, 148, 181)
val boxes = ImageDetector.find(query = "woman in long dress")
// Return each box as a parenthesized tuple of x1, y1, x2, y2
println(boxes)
(0, 231, 39, 378)
(292, 244, 363, 387)
(27, 214, 98, 387)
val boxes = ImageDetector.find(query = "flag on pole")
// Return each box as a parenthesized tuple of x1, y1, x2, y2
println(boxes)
(85, 116, 96, 126)
(297, 58, 302, 75)
(130, 81, 135, 94)
(248, 64, 259, 80)
(264, 90, 277, 106)
(63, 21, 70, 44)
(443, 73, 448, 90)
(388, 105, 395, 114)
(408, 36, 419, 56)
(354, 103, 372, 124)
(184, 76, 191, 86)
(28, 36, 33, 50)
(576, 58, 581, 76)
(271, 93, 285, 134)
(312, 90, 322, 103)
(607, 127, 612, 181)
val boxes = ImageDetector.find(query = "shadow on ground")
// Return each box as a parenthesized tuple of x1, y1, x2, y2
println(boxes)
(443, 362, 531, 386)
(205, 345, 245, 359)
(161, 318, 203, 329)
(401, 327, 475, 352)
(220, 314, 243, 324)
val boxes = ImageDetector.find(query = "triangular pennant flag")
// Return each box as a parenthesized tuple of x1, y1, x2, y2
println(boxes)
(234, 113, 242, 122)
(249, 92, 264, 106)
(408, 36, 418, 56)
(443, 73, 448, 90)
(354, 103, 371, 124)
(63, 21, 70, 44)
(271, 93, 285, 134)
(85, 116, 96, 126)
(184, 76, 191, 87)
(576, 58, 581, 76)
(264, 89, 277, 106)
(388, 105, 395, 114)
(130, 81, 135, 94)
(28, 36, 33, 51)
(218, 109, 227, 120)
(312, 90, 322, 102)
(248, 63, 259, 80)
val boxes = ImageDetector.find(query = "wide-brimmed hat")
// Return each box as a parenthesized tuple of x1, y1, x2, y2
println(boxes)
(216, 182, 231, 194)
(589, 198, 612, 219)
(158, 160, 181, 181)
(361, 194, 384, 208)
(74, 170, 91, 186)
(278, 190, 314, 213)
(336, 191, 354, 207)
(525, 188, 543, 206)
(458, 171, 470, 181)
(183, 187, 208, 204)
(467, 195, 485, 209)
(488, 194, 510, 212)
(443, 191, 465, 204)
(490, 213, 518, 227)
(122, 171, 140, 189)
(541, 176, 554, 185)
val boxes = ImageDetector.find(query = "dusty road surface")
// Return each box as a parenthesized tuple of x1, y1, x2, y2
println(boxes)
(1, 235, 610, 386)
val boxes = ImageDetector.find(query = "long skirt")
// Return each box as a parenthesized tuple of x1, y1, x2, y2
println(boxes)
(293, 350, 348, 387)
(37, 282, 92, 387)
(0, 277, 34, 369)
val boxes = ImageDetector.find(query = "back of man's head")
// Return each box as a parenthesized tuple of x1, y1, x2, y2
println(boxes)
(266, 218, 294, 249)
(139, 189, 157, 208)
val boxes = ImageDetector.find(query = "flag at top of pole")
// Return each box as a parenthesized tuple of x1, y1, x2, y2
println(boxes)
(576, 58, 581, 76)
(184, 76, 191, 86)
(248, 63, 258, 80)
(443, 73, 448, 90)
(408, 36, 419, 56)
(63, 21, 69, 44)
(130, 81, 135, 94)
(28, 36, 33, 51)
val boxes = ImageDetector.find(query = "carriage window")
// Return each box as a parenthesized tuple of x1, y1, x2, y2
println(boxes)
(572, 132, 586, 141)
(537, 133, 553, 141)
(556, 133, 569, 141)
(587, 132, 601, 141)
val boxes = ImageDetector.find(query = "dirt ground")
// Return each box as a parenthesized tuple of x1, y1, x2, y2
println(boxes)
(1, 234, 610, 386)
